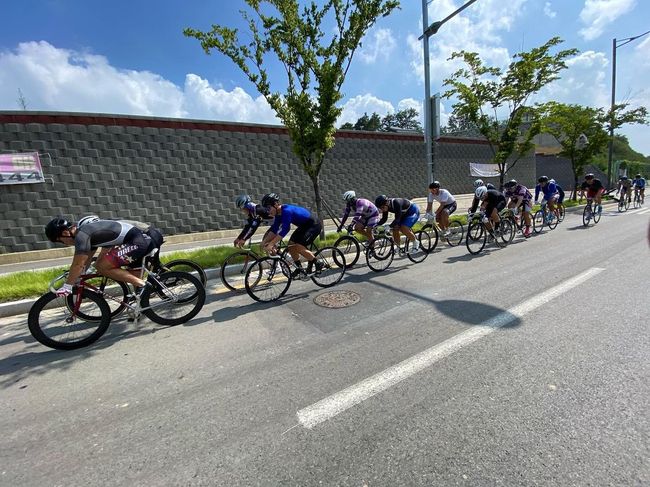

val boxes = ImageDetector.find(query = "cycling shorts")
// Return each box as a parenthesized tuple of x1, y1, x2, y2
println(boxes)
(290, 219, 322, 247)
(440, 201, 457, 215)
(541, 194, 558, 205)
(104, 229, 154, 268)
(393, 204, 420, 229)
(485, 198, 506, 216)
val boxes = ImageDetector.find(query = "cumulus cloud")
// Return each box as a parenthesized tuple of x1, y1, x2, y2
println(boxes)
(543, 2, 557, 18)
(337, 93, 395, 125)
(578, 0, 637, 41)
(358, 28, 396, 65)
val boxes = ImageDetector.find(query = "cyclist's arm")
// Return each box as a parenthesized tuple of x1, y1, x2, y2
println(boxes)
(534, 185, 540, 202)
(66, 251, 95, 285)
(378, 210, 388, 227)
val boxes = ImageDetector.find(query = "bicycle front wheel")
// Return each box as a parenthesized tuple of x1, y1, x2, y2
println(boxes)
(141, 271, 205, 326)
(557, 204, 566, 222)
(333, 235, 359, 269)
(533, 210, 545, 233)
(164, 259, 207, 287)
(618, 198, 625, 212)
(420, 224, 439, 252)
(311, 247, 346, 288)
(220, 250, 257, 292)
(445, 221, 464, 246)
(593, 204, 602, 224)
(406, 230, 429, 263)
(497, 219, 515, 246)
(546, 212, 558, 230)
(28, 289, 111, 350)
(70, 277, 129, 321)
(366, 236, 394, 272)
(466, 221, 486, 255)
(245, 257, 292, 302)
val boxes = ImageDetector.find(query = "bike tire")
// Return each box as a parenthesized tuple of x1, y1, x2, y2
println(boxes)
(28, 289, 111, 350)
(365, 236, 394, 272)
(245, 257, 292, 302)
(593, 204, 601, 224)
(420, 223, 439, 252)
(164, 259, 207, 288)
(445, 221, 464, 246)
(547, 212, 559, 230)
(406, 230, 429, 263)
(557, 204, 566, 222)
(624, 198, 631, 210)
(533, 210, 545, 233)
(618, 199, 625, 212)
(498, 219, 515, 246)
(220, 250, 258, 292)
(68, 277, 129, 321)
(141, 271, 205, 326)
(333, 235, 359, 269)
(311, 247, 346, 288)
(466, 221, 486, 255)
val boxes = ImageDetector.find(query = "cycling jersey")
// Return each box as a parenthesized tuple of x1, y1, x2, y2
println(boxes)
(483, 189, 507, 215)
(581, 179, 604, 192)
(74, 220, 139, 254)
(619, 179, 632, 190)
(555, 185, 565, 203)
(534, 181, 558, 202)
(633, 178, 646, 189)
(505, 184, 532, 202)
(237, 202, 272, 241)
(427, 189, 456, 206)
(340, 198, 380, 228)
(378, 198, 419, 228)
(269, 204, 320, 239)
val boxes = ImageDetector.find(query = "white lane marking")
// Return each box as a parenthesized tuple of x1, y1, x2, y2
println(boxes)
(636, 208, 650, 215)
(297, 267, 605, 429)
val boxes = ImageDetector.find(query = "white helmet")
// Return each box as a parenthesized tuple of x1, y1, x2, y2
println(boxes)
(343, 190, 356, 202)
(475, 186, 488, 200)
(473, 179, 484, 188)
(77, 215, 100, 227)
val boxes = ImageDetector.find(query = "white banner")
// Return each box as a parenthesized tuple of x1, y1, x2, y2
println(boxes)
(469, 162, 504, 178)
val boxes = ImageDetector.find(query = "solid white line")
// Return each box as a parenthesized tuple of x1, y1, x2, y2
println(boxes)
(297, 267, 605, 429)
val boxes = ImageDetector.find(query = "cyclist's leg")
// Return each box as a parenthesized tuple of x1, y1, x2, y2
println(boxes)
(401, 206, 420, 243)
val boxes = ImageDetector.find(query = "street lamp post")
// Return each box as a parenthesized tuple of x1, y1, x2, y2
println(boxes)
(606, 30, 650, 189)
(420, 0, 479, 183)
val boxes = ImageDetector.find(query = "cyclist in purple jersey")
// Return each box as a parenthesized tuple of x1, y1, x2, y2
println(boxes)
(339, 191, 380, 245)
(234, 195, 272, 247)
(504, 179, 533, 237)
(260, 193, 323, 275)
(375, 195, 420, 252)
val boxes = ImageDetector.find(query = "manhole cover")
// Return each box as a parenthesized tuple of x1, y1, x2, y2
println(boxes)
(313, 290, 360, 308)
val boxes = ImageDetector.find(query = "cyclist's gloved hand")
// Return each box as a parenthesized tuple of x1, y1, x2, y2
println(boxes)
(56, 283, 73, 297)
(425, 212, 435, 221)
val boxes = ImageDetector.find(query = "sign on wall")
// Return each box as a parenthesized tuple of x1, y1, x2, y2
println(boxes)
(0, 152, 45, 185)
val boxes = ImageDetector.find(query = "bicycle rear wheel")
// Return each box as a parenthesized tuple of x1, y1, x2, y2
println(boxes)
(141, 271, 205, 326)
(420, 224, 439, 252)
(533, 210, 545, 233)
(624, 197, 631, 210)
(245, 257, 292, 302)
(311, 247, 346, 288)
(406, 230, 429, 263)
(466, 221, 486, 255)
(220, 250, 257, 292)
(366, 236, 394, 272)
(582, 205, 592, 226)
(557, 204, 566, 222)
(445, 221, 464, 246)
(164, 259, 207, 287)
(333, 235, 359, 269)
(28, 289, 111, 350)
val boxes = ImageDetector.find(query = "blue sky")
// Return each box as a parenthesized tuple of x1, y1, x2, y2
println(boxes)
(1, 0, 649, 154)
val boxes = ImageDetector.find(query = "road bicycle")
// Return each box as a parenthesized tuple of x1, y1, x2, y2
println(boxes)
(332, 226, 378, 269)
(499, 207, 532, 242)
(465, 212, 514, 255)
(556, 202, 566, 222)
(28, 248, 206, 350)
(244, 244, 346, 302)
(633, 189, 643, 208)
(617, 191, 631, 212)
(419, 215, 464, 247)
(533, 202, 559, 233)
(581, 199, 602, 226)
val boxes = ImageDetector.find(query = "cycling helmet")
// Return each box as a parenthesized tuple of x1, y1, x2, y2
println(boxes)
(475, 186, 488, 199)
(504, 179, 517, 188)
(77, 215, 100, 227)
(261, 192, 280, 208)
(429, 181, 441, 189)
(235, 194, 252, 208)
(45, 217, 72, 242)
(486, 183, 496, 190)
(621, 175, 628, 180)
(343, 190, 356, 202)
(636, 174, 641, 179)
(550, 178, 556, 184)
(473, 179, 484, 188)
(585, 173, 594, 179)
(375, 194, 389, 207)
(538, 175, 549, 183)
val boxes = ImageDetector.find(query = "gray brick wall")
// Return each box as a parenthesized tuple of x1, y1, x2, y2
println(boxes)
(0, 111, 535, 253)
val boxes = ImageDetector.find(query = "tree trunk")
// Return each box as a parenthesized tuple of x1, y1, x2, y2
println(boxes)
(310, 173, 325, 240)
(571, 159, 579, 200)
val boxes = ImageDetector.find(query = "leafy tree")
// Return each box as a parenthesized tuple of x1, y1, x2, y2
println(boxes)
(354, 112, 382, 131)
(380, 108, 422, 132)
(184, 0, 400, 226)
(591, 134, 650, 171)
(443, 36, 578, 187)
(441, 113, 490, 137)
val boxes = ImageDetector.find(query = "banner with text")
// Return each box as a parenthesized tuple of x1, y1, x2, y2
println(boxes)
(0, 152, 45, 185)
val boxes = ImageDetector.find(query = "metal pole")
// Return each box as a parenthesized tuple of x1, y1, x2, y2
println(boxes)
(606, 38, 617, 189)
(422, 0, 433, 184)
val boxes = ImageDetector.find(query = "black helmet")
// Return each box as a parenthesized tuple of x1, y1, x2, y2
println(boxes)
(261, 193, 279, 208)
(45, 217, 72, 242)
(538, 175, 549, 183)
(621, 175, 628, 180)
(429, 181, 441, 189)
(486, 183, 496, 190)
(375, 195, 389, 207)
(585, 173, 594, 179)
(636, 174, 641, 179)
(504, 179, 517, 188)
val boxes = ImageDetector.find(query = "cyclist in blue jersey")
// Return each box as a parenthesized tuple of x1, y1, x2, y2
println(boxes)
(375, 195, 420, 252)
(549, 179, 565, 204)
(338, 191, 380, 245)
(534, 175, 559, 221)
(234, 194, 272, 247)
(260, 193, 323, 276)
(633, 174, 646, 203)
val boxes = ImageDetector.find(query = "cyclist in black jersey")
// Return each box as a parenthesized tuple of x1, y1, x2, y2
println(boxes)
(233, 195, 272, 247)
(470, 186, 506, 232)
(44, 216, 161, 297)
(375, 195, 420, 252)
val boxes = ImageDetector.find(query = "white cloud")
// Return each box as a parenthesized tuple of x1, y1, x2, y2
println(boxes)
(578, 0, 637, 41)
(543, 2, 557, 18)
(358, 28, 396, 65)
(337, 93, 395, 125)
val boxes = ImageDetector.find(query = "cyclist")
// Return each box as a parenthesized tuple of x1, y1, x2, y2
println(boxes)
(534, 176, 559, 221)
(579, 173, 605, 217)
(425, 181, 457, 236)
(233, 194, 272, 247)
(260, 193, 323, 276)
(44, 216, 163, 297)
(470, 186, 506, 233)
(503, 179, 533, 237)
(633, 174, 646, 203)
(375, 195, 420, 252)
(618, 176, 633, 204)
(338, 191, 380, 246)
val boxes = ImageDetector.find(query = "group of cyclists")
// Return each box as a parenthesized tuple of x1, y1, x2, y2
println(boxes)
(617, 174, 646, 205)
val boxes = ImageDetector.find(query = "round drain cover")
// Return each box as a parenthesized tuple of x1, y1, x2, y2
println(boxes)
(313, 290, 360, 308)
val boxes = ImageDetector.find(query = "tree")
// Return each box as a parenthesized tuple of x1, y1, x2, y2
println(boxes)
(443, 36, 578, 187)
(441, 113, 489, 137)
(184, 0, 400, 228)
(380, 108, 422, 132)
(353, 112, 382, 131)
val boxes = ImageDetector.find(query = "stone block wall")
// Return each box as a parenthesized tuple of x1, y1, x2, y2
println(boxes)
(0, 111, 535, 253)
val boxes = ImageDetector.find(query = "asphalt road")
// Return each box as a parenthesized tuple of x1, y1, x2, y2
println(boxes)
(1, 206, 649, 486)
